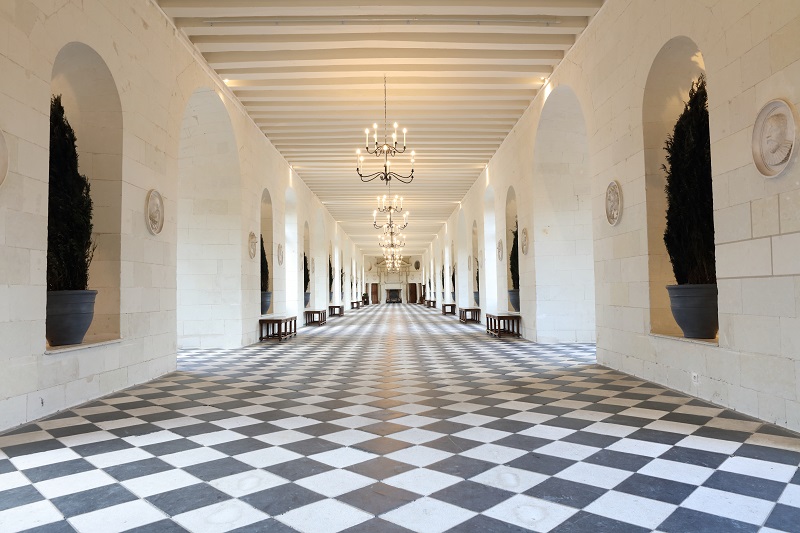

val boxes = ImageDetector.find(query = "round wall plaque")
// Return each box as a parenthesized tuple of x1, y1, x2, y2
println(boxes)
(248, 232, 257, 259)
(146, 189, 164, 235)
(0, 130, 8, 189)
(414, 260, 420, 270)
(521, 228, 529, 255)
(605, 180, 622, 226)
(753, 99, 796, 178)
(467, 255, 472, 271)
(311, 257, 315, 273)
(497, 239, 504, 261)
(277, 244, 284, 265)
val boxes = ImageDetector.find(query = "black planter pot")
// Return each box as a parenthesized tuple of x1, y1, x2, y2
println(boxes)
(362, 295, 368, 305)
(329, 291, 333, 303)
(667, 284, 719, 339)
(304, 292, 310, 308)
(440, 291, 444, 300)
(508, 289, 520, 312)
(451, 291, 455, 302)
(261, 291, 272, 315)
(46, 290, 98, 346)
(474, 291, 480, 306)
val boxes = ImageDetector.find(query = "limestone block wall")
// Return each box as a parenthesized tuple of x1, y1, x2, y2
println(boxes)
(443, 0, 800, 431)
(0, 0, 359, 432)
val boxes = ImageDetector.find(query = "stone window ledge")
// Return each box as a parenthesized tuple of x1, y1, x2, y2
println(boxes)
(45, 337, 122, 355)
(649, 333, 719, 347)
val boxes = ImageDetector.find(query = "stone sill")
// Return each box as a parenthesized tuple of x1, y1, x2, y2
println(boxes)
(649, 333, 719, 347)
(45, 337, 122, 356)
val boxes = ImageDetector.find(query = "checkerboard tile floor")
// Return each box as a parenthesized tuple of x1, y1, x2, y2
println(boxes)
(2, 304, 799, 533)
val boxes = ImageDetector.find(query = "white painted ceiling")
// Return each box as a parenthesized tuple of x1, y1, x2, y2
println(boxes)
(157, 0, 603, 256)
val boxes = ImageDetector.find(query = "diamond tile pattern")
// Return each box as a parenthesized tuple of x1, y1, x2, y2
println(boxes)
(1, 304, 799, 532)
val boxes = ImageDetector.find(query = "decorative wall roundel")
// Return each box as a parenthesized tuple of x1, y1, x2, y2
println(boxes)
(277, 244, 284, 265)
(311, 258, 315, 273)
(605, 180, 622, 226)
(146, 189, 164, 235)
(753, 99, 796, 178)
(467, 255, 472, 271)
(521, 228, 529, 255)
(366, 260, 373, 272)
(414, 260, 420, 270)
(248, 231, 258, 259)
(497, 239, 504, 261)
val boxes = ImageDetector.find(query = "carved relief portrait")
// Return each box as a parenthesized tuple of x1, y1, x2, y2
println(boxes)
(248, 232, 257, 259)
(277, 243, 284, 265)
(521, 228, 529, 255)
(753, 100, 796, 178)
(605, 180, 622, 226)
(497, 239, 504, 261)
(146, 190, 164, 235)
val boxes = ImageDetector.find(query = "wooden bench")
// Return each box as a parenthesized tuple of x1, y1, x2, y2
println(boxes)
(442, 303, 456, 315)
(328, 304, 344, 317)
(459, 307, 481, 323)
(258, 315, 297, 342)
(425, 299, 437, 308)
(304, 309, 327, 326)
(486, 313, 521, 338)
(351, 300, 362, 309)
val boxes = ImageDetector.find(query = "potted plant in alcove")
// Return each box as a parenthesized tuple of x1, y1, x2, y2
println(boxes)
(362, 291, 368, 306)
(46, 95, 98, 346)
(340, 268, 344, 301)
(663, 74, 718, 339)
(260, 235, 271, 314)
(451, 267, 456, 302)
(440, 266, 445, 300)
(474, 258, 480, 306)
(508, 220, 520, 312)
(328, 256, 334, 302)
(303, 253, 311, 307)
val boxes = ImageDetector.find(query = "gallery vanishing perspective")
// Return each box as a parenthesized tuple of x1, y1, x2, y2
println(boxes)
(0, 0, 799, 532)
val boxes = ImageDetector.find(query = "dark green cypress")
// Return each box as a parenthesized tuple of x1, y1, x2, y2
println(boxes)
(662, 75, 716, 285)
(260, 235, 269, 292)
(509, 220, 519, 290)
(47, 95, 95, 292)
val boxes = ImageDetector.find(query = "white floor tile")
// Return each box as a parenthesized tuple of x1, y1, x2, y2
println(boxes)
(187, 430, 246, 446)
(483, 494, 577, 532)
(310, 447, 377, 468)
(385, 445, 453, 467)
(122, 430, 181, 447)
(676, 436, 741, 455)
(391, 428, 442, 444)
(10, 447, 81, 470)
(173, 499, 269, 533)
(295, 469, 374, 497)
(160, 447, 227, 468)
(452, 427, 512, 443)
(235, 446, 303, 468)
(470, 465, 548, 493)
(535, 441, 599, 461)
(682, 487, 775, 525)
(637, 458, 714, 485)
(69, 500, 166, 533)
(585, 491, 677, 529)
(0, 471, 29, 492)
(718, 456, 797, 482)
(460, 443, 527, 464)
(254, 430, 313, 445)
(320, 429, 375, 446)
(277, 499, 371, 533)
(34, 469, 116, 499)
(607, 438, 672, 458)
(121, 469, 202, 498)
(0, 500, 63, 533)
(84, 448, 153, 469)
(384, 468, 461, 495)
(555, 462, 632, 490)
(210, 469, 288, 497)
(381, 497, 476, 533)
(518, 425, 575, 441)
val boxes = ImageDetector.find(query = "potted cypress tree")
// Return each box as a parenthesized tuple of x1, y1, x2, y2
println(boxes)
(508, 220, 520, 311)
(340, 268, 344, 301)
(440, 266, 445, 300)
(46, 95, 97, 347)
(260, 235, 270, 314)
(328, 256, 334, 302)
(450, 266, 456, 302)
(474, 257, 480, 306)
(303, 253, 311, 307)
(663, 74, 718, 339)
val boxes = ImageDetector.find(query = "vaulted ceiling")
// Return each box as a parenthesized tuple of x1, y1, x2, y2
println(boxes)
(157, 0, 604, 256)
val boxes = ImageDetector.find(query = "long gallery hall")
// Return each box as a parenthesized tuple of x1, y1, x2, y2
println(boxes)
(1, 0, 800, 532)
